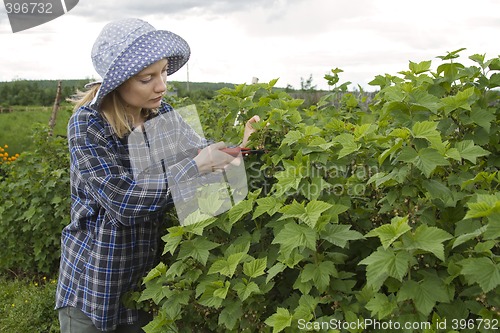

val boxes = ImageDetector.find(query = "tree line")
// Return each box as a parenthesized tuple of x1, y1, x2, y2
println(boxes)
(0, 79, 235, 107)
(0, 79, 89, 107)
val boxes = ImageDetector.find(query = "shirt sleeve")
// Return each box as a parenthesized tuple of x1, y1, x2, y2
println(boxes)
(69, 107, 201, 227)
(138, 105, 209, 201)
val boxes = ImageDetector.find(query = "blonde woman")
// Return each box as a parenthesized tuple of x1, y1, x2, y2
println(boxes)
(55, 18, 259, 332)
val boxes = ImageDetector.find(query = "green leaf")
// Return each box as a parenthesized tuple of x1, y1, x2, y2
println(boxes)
(485, 212, 500, 240)
(213, 281, 231, 299)
(304, 176, 333, 201)
(265, 308, 292, 333)
(455, 140, 490, 164)
(489, 57, 500, 70)
(409, 60, 432, 74)
(404, 225, 453, 261)
(398, 147, 449, 178)
(178, 238, 220, 266)
(383, 85, 406, 102)
(293, 294, 319, 321)
(300, 261, 337, 292)
(279, 200, 306, 221)
(411, 121, 444, 150)
(197, 280, 226, 308)
(359, 247, 411, 290)
(280, 130, 303, 147)
(452, 225, 487, 248)
(218, 300, 243, 330)
(302, 137, 335, 154)
(165, 261, 187, 279)
(366, 293, 398, 320)
(143, 262, 167, 283)
(272, 222, 317, 255)
(460, 257, 500, 293)
(228, 199, 253, 224)
(353, 123, 375, 140)
(422, 179, 457, 207)
(208, 252, 246, 278)
(445, 147, 461, 161)
(488, 73, 500, 88)
(397, 275, 449, 316)
(366, 216, 411, 249)
(161, 226, 184, 255)
(197, 190, 226, 216)
(378, 138, 403, 165)
(440, 87, 475, 115)
(465, 194, 500, 219)
(320, 224, 364, 248)
(470, 108, 495, 132)
(334, 133, 360, 158)
(469, 53, 486, 67)
(304, 200, 333, 227)
(162, 289, 191, 320)
(266, 262, 286, 284)
(243, 257, 267, 278)
(233, 281, 261, 301)
(183, 214, 216, 235)
(274, 157, 308, 196)
(138, 281, 171, 304)
(279, 200, 332, 229)
(253, 197, 282, 219)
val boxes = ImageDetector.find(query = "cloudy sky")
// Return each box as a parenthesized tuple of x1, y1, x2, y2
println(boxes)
(1, 0, 500, 91)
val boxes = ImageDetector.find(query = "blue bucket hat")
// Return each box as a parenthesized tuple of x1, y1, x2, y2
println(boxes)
(89, 18, 190, 109)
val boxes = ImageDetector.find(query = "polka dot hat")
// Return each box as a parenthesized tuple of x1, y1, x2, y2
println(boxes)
(89, 18, 190, 109)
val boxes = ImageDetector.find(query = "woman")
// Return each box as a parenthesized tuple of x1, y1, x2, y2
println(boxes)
(55, 18, 259, 332)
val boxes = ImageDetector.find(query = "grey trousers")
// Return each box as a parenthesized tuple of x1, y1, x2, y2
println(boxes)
(58, 306, 152, 333)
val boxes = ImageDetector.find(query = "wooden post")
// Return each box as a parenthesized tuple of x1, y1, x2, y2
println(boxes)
(186, 62, 190, 93)
(48, 80, 62, 136)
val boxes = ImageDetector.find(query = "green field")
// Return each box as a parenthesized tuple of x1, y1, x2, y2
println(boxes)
(0, 105, 72, 155)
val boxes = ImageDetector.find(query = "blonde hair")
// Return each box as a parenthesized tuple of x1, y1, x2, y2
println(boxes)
(69, 84, 157, 138)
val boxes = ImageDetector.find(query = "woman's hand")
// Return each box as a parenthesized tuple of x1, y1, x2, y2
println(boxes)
(193, 142, 241, 174)
(241, 115, 261, 148)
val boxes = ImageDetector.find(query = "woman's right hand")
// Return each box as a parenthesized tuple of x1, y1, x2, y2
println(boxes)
(193, 142, 241, 174)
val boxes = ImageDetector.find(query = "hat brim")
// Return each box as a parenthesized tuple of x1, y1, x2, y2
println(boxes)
(90, 30, 190, 109)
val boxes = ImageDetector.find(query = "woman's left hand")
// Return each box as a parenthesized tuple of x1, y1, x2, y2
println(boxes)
(241, 115, 261, 148)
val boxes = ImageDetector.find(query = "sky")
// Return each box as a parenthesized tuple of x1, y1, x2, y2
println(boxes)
(1, 0, 500, 91)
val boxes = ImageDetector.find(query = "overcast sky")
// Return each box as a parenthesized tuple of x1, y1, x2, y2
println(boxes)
(1, 0, 500, 91)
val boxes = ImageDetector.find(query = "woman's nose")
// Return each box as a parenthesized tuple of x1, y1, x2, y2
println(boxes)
(155, 77, 167, 93)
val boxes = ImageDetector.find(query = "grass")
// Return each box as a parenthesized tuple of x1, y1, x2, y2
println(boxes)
(0, 105, 72, 155)
(0, 275, 60, 332)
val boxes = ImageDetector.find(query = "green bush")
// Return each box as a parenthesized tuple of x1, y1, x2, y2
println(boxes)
(133, 49, 500, 332)
(0, 125, 70, 275)
(0, 275, 59, 333)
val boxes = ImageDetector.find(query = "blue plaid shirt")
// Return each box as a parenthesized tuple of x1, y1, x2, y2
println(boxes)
(55, 101, 205, 331)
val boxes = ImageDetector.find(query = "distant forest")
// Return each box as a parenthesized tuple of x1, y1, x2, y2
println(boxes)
(0, 79, 239, 107)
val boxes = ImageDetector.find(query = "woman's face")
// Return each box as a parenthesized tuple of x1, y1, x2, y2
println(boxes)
(117, 59, 168, 111)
